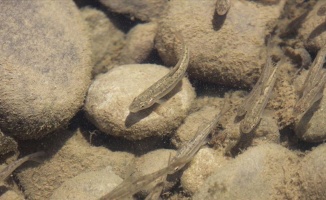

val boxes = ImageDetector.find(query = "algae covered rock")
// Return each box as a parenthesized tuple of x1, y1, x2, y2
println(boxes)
(299, 144, 326, 199)
(193, 144, 300, 200)
(100, 0, 168, 22)
(119, 22, 158, 65)
(155, 0, 285, 87)
(84, 64, 195, 140)
(16, 129, 134, 199)
(0, 0, 92, 139)
(81, 7, 125, 76)
(50, 167, 123, 200)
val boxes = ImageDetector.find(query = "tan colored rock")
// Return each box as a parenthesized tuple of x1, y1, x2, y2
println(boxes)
(0, 190, 24, 200)
(299, 144, 326, 199)
(193, 144, 301, 200)
(84, 64, 195, 140)
(0, 0, 92, 139)
(181, 147, 229, 194)
(155, 0, 285, 87)
(50, 167, 124, 200)
(16, 129, 134, 199)
(119, 22, 158, 64)
(81, 7, 125, 76)
(99, 0, 168, 22)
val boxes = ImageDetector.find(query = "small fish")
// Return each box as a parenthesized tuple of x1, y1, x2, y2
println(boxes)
(99, 157, 190, 200)
(237, 41, 273, 117)
(101, 103, 230, 200)
(240, 57, 281, 134)
(216, 0, 231, 15)
(174, 105, 230, 162)
(293, 70, 326, 121)
(144, 153, 171, 200)
(0, 151, 45, 182)
(301, 46, 326, 98)
(317, 3, 326, 16)
(129, 33, 190, 113)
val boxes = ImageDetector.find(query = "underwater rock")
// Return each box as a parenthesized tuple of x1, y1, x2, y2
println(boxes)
(119, 22, 158, 65)
(299, 1, 326, 53)
(181, 147, 228, 194)
(155, 0, 285, 87)
(81, 7, 125, 76)
(99, 0, 168, 22)
(0, 0, 92, 139)
(16, 129, 134, 199)
(84, 64, 195, 140)
(0, 190, 24, 200)
(193, 143, 300, 200)
(299, 144, 326, 199)
(49, 166, 124, 200)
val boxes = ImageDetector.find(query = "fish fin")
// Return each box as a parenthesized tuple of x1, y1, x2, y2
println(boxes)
(28, 151, 46, 163)
(156, 97, 168, 105)
(262, 109, 275, 118)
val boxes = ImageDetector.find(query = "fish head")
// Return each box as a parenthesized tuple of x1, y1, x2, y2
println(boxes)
(129, 96, 155, 113)
(240, 116, 261, 134)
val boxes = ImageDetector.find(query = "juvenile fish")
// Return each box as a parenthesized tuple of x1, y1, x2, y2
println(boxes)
(237, 43, 273, 117)
(301, 46, 326, 97)
(293, 70, 326, 121)
(99, 157, 190, 200)
(100, 105, 229, 200)
(240, 58, 281, 134)
(129, 34, 190, 113)
(216, 0, 231, 15)
(0, 151, 45, 182)
(317, 3, 326, 16)
(174, 106, 229, 162)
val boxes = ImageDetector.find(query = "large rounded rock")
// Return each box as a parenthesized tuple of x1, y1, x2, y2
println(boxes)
(84, 64, 195, 140)
(81, 7, 125, 76)
(16, 129, 134, 199)
(0, 1, 91, 139)
(50, 167, 123, 200)
(155, 0, 285, 87)
(193, 144, 300, 200)
(299, 144, 326, 199)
